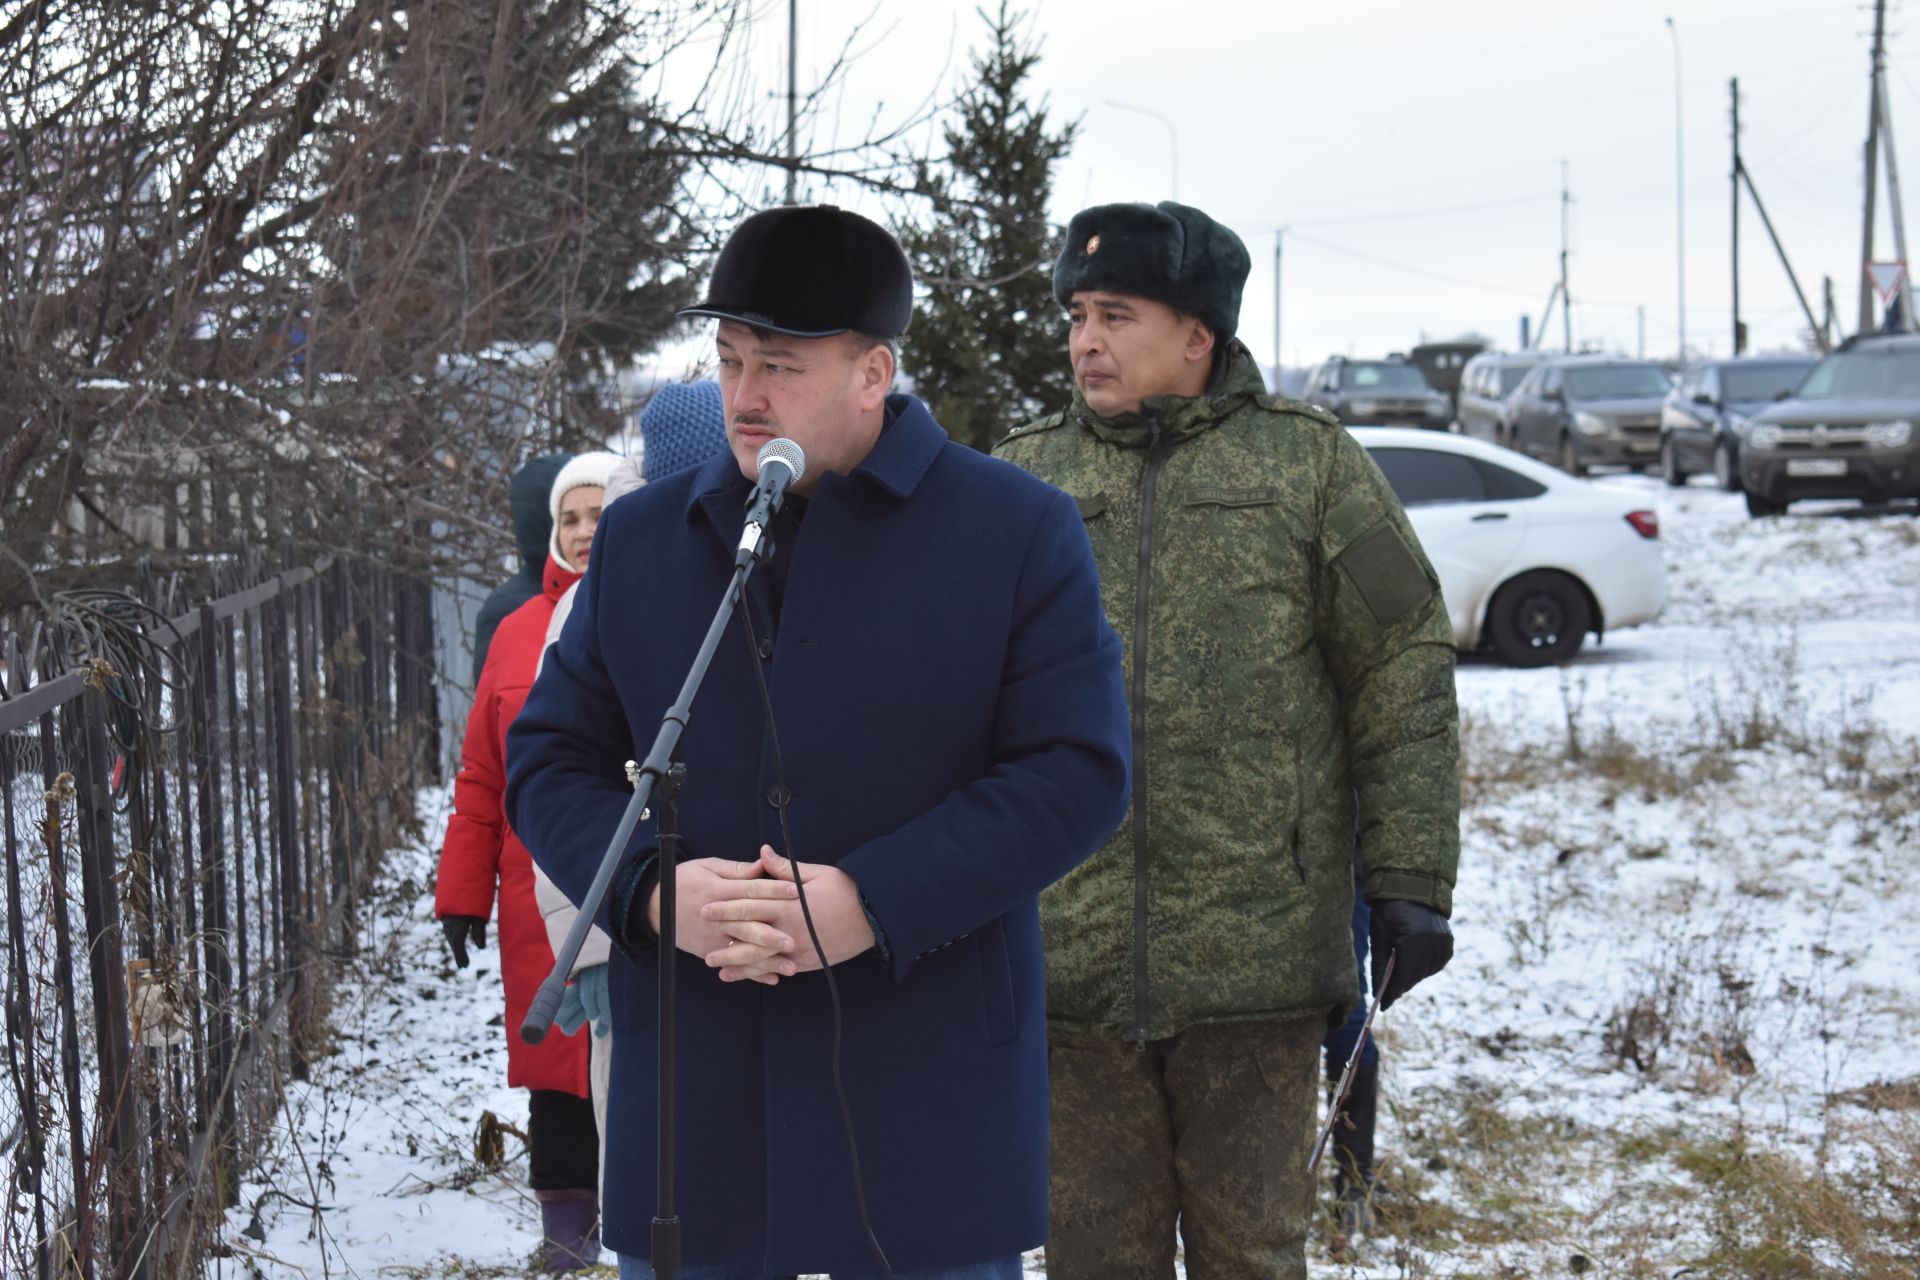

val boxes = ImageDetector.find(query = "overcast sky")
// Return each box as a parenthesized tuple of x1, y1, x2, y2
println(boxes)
(670, 0, 1915, 374)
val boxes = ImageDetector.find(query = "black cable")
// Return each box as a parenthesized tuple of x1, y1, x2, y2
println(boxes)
(736, 583, 894, 1280)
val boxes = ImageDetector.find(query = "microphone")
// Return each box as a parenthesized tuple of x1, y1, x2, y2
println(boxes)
(736, 437, 806, 566)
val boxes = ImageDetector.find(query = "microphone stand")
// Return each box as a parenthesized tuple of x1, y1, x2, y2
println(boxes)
(523, 515, 781, 1280)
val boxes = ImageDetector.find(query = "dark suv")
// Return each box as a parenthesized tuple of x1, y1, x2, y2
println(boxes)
(1658, 356, 1814, 490)
(1302, 356, 1451, 428)
(1737, 332, 1920, 517)
(1505, 357, 1674, 475)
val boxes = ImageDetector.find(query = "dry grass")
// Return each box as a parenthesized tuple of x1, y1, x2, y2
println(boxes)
(1353, 1085, 1920, 1278)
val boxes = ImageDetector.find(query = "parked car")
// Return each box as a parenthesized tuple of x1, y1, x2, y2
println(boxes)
(1455, 350, 1549, 443)
(1657, 355, 1814, 490)
(1351, 427, 1667, 666)
(1302, 355, 1452, 428)
(1505, 357, 1673, 475)
(1407, 340, 1487, 417)
(1737, 332, 1920, 517)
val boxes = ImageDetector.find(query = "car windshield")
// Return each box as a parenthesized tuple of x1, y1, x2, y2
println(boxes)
(1793, 349, 1920, 400)
(1345, 364, 1430, 392)
(1498, 365, 1536, 394)
(1721, 363, 1812, 402)
(1564, 364, 1672, 399)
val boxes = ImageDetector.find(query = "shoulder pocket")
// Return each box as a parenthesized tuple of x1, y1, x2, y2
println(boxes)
(1336, 523, 1433, 626)
(1184, 486, 1280, 510)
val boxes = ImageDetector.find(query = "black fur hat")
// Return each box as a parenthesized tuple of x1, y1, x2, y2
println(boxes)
(679, 205, 913, 338)
(1053, 201, 1251, 342)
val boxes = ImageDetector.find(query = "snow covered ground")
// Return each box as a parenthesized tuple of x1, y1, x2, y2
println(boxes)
(215, 477, 1920, 1278)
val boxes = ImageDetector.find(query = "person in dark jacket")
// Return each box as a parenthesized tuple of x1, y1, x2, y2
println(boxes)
(505, 204, 1131, 1280)
(473, 452, 570, 682)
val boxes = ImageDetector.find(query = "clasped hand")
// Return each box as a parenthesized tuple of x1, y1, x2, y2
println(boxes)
(646, 845, 874, 985)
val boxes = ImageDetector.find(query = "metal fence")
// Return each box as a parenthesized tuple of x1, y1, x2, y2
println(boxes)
(0, 556, 438, 1280)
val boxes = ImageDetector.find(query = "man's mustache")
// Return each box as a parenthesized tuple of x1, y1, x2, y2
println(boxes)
(733, 413, 773, 428)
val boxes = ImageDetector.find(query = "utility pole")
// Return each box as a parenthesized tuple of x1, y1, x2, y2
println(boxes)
(1273, 230, 1285, 392)
(1876, 70, 1917, 329)
(1731, 78, 1744, 355)
(1858, 0, 1887, 333)
(1666, 17, 1687, 360)
(785, 0, 799, 204)
(1740, 158, 1832, 353)
(1560, 160, 1573, 351)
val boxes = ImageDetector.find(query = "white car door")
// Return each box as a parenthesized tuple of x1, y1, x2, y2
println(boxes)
(1368, 446, 1531, 646)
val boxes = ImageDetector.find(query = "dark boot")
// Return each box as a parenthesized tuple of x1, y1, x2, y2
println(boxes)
(1330, 1056, 1379, 1234)
(535, 1187, 600, 1272)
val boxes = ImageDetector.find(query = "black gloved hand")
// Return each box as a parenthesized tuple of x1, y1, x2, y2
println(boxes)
(1367, 898, 1452, 1009)
(441, 915, 487, 968)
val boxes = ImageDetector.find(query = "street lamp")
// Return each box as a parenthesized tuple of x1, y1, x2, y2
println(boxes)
(1667, 16, 1687, 361)
(1104, 99, 1179, 200)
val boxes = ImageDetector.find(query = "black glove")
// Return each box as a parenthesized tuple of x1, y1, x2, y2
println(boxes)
(1367, 898, 1452, 1009)
(441, 915, 487, 968)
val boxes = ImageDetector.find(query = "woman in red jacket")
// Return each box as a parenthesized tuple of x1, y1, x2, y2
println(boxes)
(436, 451, 619, 1271)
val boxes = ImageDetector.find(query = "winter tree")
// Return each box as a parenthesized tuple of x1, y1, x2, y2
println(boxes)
(0, 0, 933, 615)
(897, 3, 1079, 453)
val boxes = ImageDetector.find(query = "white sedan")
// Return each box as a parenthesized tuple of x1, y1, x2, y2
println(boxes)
(1349, 427, 1668, 666)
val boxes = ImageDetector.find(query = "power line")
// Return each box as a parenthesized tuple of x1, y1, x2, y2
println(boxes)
(1283, 231, 1546, 301)
(1057, 2, 1861, 95)
(1284, 229, 1809, 315)
(1180, 52, 1847, 159)
(1292, 191, 1558, 229)
(1246, 160, 1562, 213)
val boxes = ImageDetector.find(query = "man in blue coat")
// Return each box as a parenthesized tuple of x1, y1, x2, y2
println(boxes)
(505, 204, 1131, 1280)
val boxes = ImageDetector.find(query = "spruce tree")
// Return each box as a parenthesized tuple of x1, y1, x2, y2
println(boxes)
(898, 3, 1079, 452)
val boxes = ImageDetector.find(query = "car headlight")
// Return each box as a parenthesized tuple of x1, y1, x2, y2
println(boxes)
(1724, 411, 1750, 434)
(1350, 400, 1379, 417)
(1867, 419, 1913, 448)
(1573, 411, 1609, 437)
(1748, 423, 1783, 449)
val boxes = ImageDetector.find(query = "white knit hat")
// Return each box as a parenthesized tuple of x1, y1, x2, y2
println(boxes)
(548, 451, 622, 572)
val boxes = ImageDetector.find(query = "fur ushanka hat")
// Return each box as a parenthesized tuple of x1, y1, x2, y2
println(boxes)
(1053, 201, 1252, 344)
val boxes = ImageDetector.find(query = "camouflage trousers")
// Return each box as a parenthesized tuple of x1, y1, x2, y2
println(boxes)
(1044, 1015, 1322, 1280)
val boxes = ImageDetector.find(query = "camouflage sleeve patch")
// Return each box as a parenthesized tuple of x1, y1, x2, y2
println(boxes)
(1336, 523, 1434, 627)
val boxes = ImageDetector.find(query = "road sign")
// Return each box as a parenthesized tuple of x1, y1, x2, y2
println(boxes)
(1866, 260, 1907, 306)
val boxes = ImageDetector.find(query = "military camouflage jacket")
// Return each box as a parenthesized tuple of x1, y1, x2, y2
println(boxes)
(995, 343, 1460, 1040)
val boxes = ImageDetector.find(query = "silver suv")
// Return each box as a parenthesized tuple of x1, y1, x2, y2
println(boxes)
(1455, 350, 1549, 445)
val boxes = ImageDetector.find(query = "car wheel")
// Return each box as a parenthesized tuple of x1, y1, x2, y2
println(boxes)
(1558, 434, 1587, 478)
(1659, 437, 1688, 487)
(1487, 571, 1591, 667)
(1745, 490, 1788, 518)
(1714, 440, 1741, 492)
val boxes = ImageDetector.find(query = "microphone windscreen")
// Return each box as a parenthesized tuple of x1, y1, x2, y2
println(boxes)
(755, 437, 806, 483)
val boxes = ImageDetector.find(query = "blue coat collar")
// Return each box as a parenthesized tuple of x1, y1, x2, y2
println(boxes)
(683, 393, 945, 532)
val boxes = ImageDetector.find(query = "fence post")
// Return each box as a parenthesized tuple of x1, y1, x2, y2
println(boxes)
(193, 602, 237, 1197)
(1, 636, 50, 1280)
(36, 653, 96, 1280)
(71, 684, 149, 1280)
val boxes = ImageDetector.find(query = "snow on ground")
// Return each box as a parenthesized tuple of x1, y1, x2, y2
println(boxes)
(216, 478, 1920, 1278)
